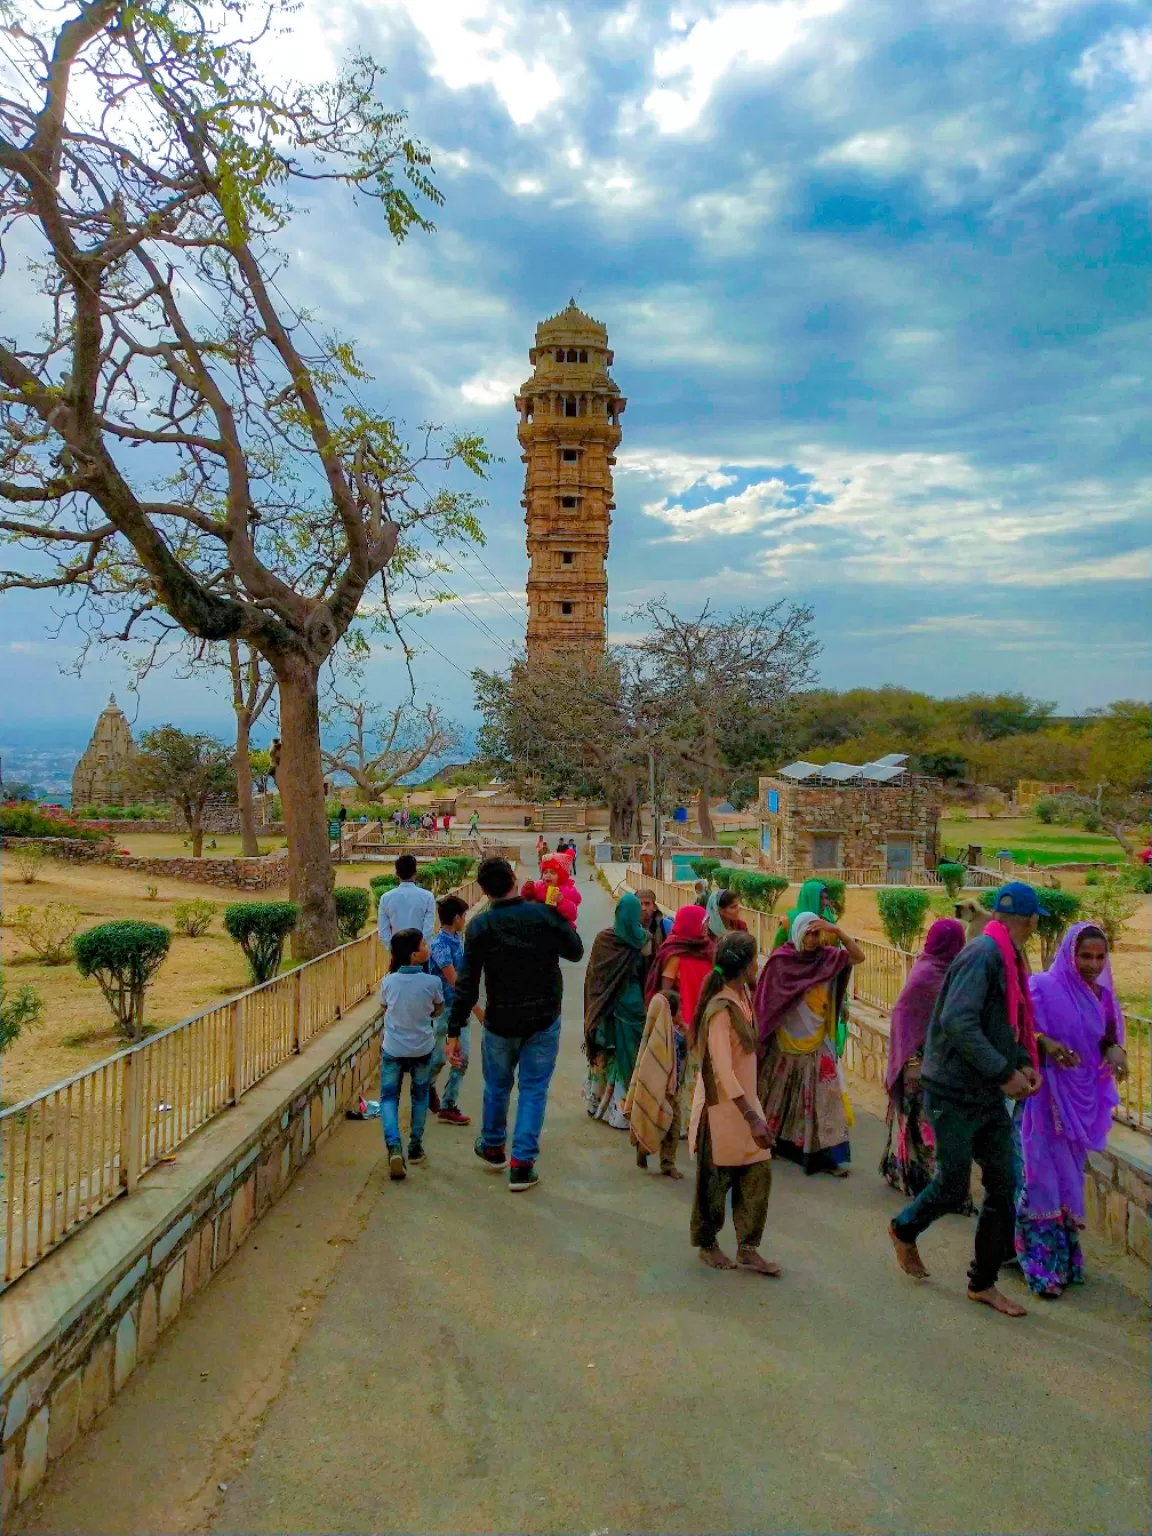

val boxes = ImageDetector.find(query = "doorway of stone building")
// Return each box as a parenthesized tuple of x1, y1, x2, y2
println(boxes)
(886, 836, 914, 882)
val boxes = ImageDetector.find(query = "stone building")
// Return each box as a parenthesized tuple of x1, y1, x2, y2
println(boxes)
(757, 757, 943, 882)
(515, 300, 626, 659)
(71, 695, 138, 808)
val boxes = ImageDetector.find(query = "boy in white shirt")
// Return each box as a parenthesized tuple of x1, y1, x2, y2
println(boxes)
(379, 928, 443, 1180)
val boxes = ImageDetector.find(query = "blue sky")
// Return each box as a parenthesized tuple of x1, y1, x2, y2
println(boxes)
(2, 0, 1150, 746)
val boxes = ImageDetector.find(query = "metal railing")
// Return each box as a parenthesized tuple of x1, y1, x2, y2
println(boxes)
(0, 877, 484, 1291)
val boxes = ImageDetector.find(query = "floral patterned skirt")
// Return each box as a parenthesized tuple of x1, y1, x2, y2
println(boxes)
(585, 1055, 630, 1129)
(1015, 1203, 1085, 1297)
(758, 1038, 850, 1174)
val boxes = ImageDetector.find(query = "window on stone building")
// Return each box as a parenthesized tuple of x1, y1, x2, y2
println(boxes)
(561, 602, 574, 616)
(578, 350, 588, 363)
(566, 349, 578, 362)
(561, 551, 574, 565)
(811, 834, 840, 870)
(562, 449, 578, 462)
(555, 350, 564, 362)
(561, 496, 577, 508)
(564, 397, 577, 417)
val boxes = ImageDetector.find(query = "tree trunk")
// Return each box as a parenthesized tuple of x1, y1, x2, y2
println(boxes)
(609, 783, 638, 842)
(234, 711, 260, 856)
(275, 661, 338, 959)
(191, 812, 204, 859)
(696, 785, 715, 843)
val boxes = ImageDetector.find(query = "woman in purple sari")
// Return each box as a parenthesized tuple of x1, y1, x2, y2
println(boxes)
(880, 919, 967, 1198)
(1016, 923, 1128, 1298)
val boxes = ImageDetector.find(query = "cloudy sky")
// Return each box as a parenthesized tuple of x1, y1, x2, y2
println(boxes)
(3, 0, 1150, 744)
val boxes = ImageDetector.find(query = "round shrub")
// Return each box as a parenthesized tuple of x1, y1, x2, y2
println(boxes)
(876, 888, 932, 952)
(369, 873, 400, 902)
(334, 887, 370, 942)
(74, 920, 171, 1041)
(223, 902, 299, 984)
(725, 870, 790, 913)
(415, 858, 475, 896)
(937, 861, 966, 900)
(688, 858, 723, 886)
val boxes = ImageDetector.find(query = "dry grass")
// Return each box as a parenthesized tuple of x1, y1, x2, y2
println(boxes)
(0, 844, 390, 1106)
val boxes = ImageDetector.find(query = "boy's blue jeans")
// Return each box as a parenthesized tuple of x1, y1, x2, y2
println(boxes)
(479, 1019, 561, 1166)
(430, 1022, 471, 1106)
(379, 1048, 433, 1153)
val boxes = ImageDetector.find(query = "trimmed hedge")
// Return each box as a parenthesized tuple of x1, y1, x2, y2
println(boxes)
(0, 805, 103, 841)
(876, 889, 931, 951)
(334, 887, 371, 942)
(74, 920, 171, 1041)
(725, 870, 790, 913)
(223, 901, 299, 984)
(688, 858, 723, 886)
(937, 861, 966, 899)
(415, 856, 475, 896)
(369, 874, 400, 902)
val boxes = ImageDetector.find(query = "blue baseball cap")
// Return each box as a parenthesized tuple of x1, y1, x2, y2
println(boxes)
(990, 881, 1049, 918)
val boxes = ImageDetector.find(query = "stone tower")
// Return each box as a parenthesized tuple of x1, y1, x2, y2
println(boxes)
(71, 695, 137, 808)
(516, 300, 625, 660)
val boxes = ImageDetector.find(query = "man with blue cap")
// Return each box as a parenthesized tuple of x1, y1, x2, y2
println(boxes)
(889, 882, 1045, 1316)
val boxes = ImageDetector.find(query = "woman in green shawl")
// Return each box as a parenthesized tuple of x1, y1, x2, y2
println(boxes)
(584, 892, 650, 1130)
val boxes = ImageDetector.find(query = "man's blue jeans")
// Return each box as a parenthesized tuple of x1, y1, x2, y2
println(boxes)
(380, 1048, 433, 1153)
(480, 1019, 561, 1166)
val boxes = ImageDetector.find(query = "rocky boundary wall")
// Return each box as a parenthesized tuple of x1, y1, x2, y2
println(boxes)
(1, 1000, 382, 1517)
(8, 837, 290, 891)
(74, 819, 287, 837)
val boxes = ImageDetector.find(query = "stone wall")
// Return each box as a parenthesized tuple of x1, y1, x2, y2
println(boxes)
(759, 775, 942, 873)
(1, 1011, 381, 1517)
(107, 849, 290, 890)
(1085, 1135, 1152, 1266)
(74, 819, 287, 837)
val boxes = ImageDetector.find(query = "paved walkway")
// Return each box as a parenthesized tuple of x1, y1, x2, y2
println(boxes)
(13, 859, 1151, 1535)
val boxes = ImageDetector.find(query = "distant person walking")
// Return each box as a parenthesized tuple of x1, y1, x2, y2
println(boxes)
(889, 883, 1043, 1317)
(583, 892, 649, 1129)
(881, 919, 968, 1198)
(446, 858, 583, 1192)
(1016, 923, 1127, 1298)
(378, 929, 443, 1180)
(377, 853, 435, 947)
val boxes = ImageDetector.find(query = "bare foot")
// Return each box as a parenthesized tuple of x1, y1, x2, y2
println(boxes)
(737, 1249, 781, 1277)
(968, 1286, 1027, 1317)
(699, 1245, 736, 1270)
(889, 1221, 930, 1279)
(661, 1166, 685, 1180)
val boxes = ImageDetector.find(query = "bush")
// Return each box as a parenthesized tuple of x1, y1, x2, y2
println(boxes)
(0, 805, 102, 841)
(10, 842, 45, 883)
(1034, 889, 1082, 968)
(821, 879, 847, 919)
(936, 861, 966, 900)
(1033, 797, 1063, 825)
(1081, 878, 1140, 949)
(223, 902, 299, 983)
(725, 870, 790, 912)
(415, 857, 476, 896)
(173, 899, 216, 938)
(1084, 871, 1100, 886)
(74, 921, 171, 1041)
(1117, 863, 1152, 895)
(876, 889, 932, 951)
(369, 873, 399, 902)
(333, 887, 370, 942)
(0, 980, 43, 1052)
(11, 903, 84, 965)
(688, 858, 723, 886)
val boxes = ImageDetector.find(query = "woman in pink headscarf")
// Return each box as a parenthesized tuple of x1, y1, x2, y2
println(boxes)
(1016, 923, 1127, 1298)
(880, 919, 967, 1198)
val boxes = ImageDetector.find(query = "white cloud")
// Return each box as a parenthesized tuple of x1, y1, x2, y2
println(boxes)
(459, 367, 524, 406)
(644, 0, 847, 133)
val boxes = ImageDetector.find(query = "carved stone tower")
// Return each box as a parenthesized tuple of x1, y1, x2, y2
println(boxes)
(71, 694, 137, 807)
(516, 300, 625, 660)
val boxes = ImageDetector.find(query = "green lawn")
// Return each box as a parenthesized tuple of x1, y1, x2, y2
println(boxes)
(940, 817, 1126, 866)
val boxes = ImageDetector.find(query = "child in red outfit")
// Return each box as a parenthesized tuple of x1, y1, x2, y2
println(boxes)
(521, 851, 582, 928)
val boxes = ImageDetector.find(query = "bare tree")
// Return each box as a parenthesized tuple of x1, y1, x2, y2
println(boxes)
(0, 1, 488, 956)
(321, 693, 461, 803)
(631, 599, 819, 841)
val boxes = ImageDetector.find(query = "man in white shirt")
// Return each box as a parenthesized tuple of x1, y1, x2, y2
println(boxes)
(377, 854, 435, 945)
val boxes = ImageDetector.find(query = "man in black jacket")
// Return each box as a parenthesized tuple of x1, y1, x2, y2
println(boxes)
(889, 882, 1044, 1316)
(446, 857, 583, 1193)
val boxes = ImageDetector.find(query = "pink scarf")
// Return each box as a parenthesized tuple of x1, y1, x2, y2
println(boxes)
(985, 919, 1039, 1069)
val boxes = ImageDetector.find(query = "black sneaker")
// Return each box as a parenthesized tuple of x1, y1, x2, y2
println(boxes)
(474, 1136, 508, 1171)
(428, 1084, 441, 1114)
(407, 1142, 427, 1166)
(509, 1162, 539, 1193)
(387, 1145, 406, 1181)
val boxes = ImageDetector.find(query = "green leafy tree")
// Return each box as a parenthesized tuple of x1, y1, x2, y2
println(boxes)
(725, 870, 790, 912)
(132, 727, 235, 859)
(333, 887, 370, 942)
(1081, 879, 1140, 950)
(74, 921, 171, 1041)
(0, 980, 43, 1052)
(0, 0, 488, 960)
(876, 889, 932, 952)
(936, 861, 966, 900)
(223, 902, 299, 984)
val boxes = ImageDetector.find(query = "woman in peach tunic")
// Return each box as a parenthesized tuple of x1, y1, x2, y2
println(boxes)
(688, 932, 778, 1276)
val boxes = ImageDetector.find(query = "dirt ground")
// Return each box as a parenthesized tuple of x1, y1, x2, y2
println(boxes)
(0, 850, 390, 1106)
